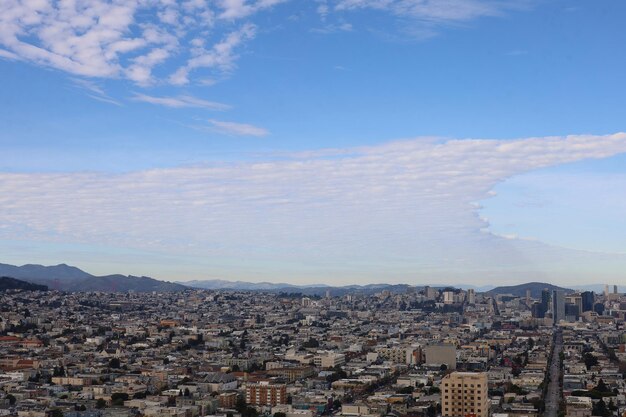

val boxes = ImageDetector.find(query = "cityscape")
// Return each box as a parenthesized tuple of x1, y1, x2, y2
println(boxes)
(1, 2, 626, 417)
(1, 276, 626, 417)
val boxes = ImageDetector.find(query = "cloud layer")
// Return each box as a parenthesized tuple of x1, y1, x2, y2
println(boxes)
(1, 133, 626, 283)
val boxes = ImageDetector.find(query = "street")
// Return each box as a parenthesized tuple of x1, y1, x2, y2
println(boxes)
(543, 329, 563, 417)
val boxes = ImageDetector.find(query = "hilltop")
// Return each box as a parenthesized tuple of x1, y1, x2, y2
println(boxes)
(486, 282, 573, 299)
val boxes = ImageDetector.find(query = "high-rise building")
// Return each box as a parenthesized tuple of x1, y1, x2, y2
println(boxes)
(467, 289, 476, 305)
(531, 302, 544, 318)
(553, 290, 565, 325)
(581, 291, 595, 312)
(423, 286, 438, 300)
(614, 285, 618, 295)
(566, 295, 582, 316)
(441, 372, 488, 417)
(538, 289, 551, 318)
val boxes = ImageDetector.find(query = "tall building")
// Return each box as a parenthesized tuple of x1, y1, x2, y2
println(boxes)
(424, 286, 438, 300)
(581, 291, 595, 312)
(553, 290, 565, 325)
(565, 295, 582, 317)
(467, 289, 476, 305)
(541, 289, 551, 310)
(614, 285, 618, 295)
(441, 372, 488, 417)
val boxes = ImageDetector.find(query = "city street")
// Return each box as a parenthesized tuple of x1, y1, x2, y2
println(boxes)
(544, 329, 563, 417)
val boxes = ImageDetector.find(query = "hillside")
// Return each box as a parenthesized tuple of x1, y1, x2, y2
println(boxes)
(0, 263, 187, 293)
(0, 276, 48, 292)
(486, 282, 573, 298)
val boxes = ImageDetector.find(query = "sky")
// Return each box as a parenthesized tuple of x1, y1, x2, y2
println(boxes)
(1, 0, 625, 286)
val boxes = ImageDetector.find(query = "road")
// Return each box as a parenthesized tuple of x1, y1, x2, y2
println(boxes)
(543, 329, 563, 417)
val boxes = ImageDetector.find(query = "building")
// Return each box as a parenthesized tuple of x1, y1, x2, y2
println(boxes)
(246, 381, 287, 406)
(565, 396, 592, 417)
(314, 352, 346, 368)
(581, 292, 594, 312)
(538, 289, 551, 318)
(553, 290, 565, 325)
(467, 289, 476, 305)
(424, 344, 457, 370)
(441, 372, 488, 417)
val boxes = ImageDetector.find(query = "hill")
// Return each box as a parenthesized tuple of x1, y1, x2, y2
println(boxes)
(0, 276, 48, 292)
(0, 263, 187, 293)
(486, 282, 573, 299)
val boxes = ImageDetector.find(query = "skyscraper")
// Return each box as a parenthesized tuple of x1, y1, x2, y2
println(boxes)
(539, 289, 551, 318)
(581, 291, 595, 312)
(553, 290, 565, 324)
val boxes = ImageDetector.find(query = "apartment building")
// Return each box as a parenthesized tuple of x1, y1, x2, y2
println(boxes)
(441, 372, 488, 417)
(246, 381, 287, 406)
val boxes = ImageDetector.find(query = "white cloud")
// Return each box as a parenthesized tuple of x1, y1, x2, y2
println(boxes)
(207, 119, 269, 136)
(218, 0, 289, 20)
(168, 23, 256, 85)
(0, 0, 281, 85)
(334, 0, 521, 22)
(330, 0, 529, 38)
(1, 133, 626, 284)
(132, 93, 231, 110)
(71, 78, 122, 106)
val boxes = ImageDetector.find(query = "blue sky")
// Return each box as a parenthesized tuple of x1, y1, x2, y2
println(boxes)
(1, 0, 625, 286)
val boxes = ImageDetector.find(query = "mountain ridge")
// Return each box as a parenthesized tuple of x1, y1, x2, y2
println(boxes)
(0, 262, 615, 295)
(0, 276, 48, 292)
(0, 263, 187, 293)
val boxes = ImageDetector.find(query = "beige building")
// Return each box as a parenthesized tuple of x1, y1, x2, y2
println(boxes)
(424, 344, 457, 369)
(442, 372, 488, 417)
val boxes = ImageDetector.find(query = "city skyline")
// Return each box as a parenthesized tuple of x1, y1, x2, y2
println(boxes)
(1, 0, 626, 285)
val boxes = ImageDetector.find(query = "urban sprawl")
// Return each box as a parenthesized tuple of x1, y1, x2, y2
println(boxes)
(2, 285, 626, 417)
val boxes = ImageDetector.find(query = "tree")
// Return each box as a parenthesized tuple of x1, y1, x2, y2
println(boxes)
(235, 397, 247, 413)
(6, 394, 16, 405)
(593, 398, 610, 417)
(184, 388, 191, 397)
(109, 358, 121, 369)
(595, 379, 609, 393)
(111, 393, 129, 406)
(303, 338, 320, 349)
(274, 413, 287, 417)
(96, 399, 107, 409)
(49, 409, 64, 417)
(584, 353, 599, 370)
(397, 386, 415, 394)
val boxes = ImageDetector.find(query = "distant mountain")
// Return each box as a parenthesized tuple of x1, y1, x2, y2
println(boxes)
(0, 263, 187, 293)
(486, 282, 573, 299)
(183, 280, 437, 296)
(0, 276, 48, 292)
(569, 284, 624, 294)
